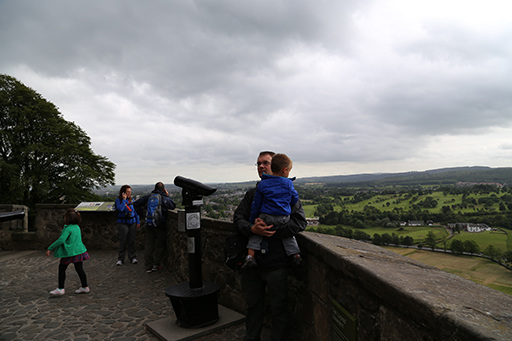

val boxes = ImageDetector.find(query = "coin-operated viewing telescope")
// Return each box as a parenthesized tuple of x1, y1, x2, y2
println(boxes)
(173, 175, 217, 207)
(165, 176, 220, 328)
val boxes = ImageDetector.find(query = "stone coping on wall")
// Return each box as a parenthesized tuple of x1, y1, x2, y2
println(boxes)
(299, 232, 512, 340)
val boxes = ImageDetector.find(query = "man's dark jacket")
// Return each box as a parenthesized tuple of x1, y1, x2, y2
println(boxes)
(233, 186, 307, 271)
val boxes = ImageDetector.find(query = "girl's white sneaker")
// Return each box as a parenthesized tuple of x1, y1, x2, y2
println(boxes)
(75, 287, 90, 294)
(49, 288, 65, 295)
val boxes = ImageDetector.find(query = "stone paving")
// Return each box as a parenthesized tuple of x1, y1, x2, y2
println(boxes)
(0, 250, 176, 340)
(0, 250, 249, 341)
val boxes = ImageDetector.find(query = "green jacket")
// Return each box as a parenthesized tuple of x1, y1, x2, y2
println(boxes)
(48, 224, 87, 258)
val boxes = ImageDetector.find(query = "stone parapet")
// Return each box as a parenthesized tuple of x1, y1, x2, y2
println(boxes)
(4, 205, 512, 340)
(296, 233, 512, 340)
(164, 210, 512, 341)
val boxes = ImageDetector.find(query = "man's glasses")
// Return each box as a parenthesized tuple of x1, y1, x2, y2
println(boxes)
(255, 161, 271, 166)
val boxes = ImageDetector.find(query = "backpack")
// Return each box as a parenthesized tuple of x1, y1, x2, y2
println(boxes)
(224, 233, 248, 271)
(145, 193, 163, 228)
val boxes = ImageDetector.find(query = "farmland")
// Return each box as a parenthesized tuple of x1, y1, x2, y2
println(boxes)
(384, 246, 512, 295)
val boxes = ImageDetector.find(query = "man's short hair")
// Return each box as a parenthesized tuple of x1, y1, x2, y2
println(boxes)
(271, 153, 292, 173)
(155, 182, 165, 191)
(259, 151, 276, 158)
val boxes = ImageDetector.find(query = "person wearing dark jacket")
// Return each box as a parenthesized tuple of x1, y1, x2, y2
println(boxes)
(134, 182, 176, 273)
(234, 151, 307, 341)
(115, 185, 140, 266)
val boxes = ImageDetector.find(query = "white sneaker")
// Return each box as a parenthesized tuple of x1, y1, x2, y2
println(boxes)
(75, 287, 90, 294)
(50, 288, 65, 295)
(116, 260, 122, 266)
(131, 258, 138, 264)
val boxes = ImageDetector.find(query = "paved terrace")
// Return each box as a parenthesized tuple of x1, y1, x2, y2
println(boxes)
(0, 251, 248, 341)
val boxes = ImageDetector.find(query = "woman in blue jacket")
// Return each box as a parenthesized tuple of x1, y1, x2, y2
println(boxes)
(115, 185, 140, 266)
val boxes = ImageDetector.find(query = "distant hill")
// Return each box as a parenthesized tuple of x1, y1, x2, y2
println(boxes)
(96, 167, 512, 194)
(293, 166, 512, 187)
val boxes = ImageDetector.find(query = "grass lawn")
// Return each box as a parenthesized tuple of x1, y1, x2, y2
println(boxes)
(312, 224, 448, 243)
(384, 246, 512, 296)
(303, 204, 317, 217)
(449, 230, 508, 251)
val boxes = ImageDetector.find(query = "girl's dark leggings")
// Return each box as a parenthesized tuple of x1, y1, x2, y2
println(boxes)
(58, 262, 88, 289)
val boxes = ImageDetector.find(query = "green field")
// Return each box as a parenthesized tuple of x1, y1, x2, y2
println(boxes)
(449, 230, 508, 251)
(307, 224, 511, 252)
(384, 246, 512, 296)
(303, 191, 503, 215)
(308, 224, 449, 243)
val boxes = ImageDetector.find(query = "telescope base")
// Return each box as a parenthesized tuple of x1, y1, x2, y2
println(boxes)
(165, 281, 220, 328)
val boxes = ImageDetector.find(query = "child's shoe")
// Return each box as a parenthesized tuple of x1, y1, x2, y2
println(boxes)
(50, 288, 65, 295)
(116, 260, 123, 266)
(292, 254, 303, 268)
(75, 287, 90, 294)
(242, 255, 257, 270)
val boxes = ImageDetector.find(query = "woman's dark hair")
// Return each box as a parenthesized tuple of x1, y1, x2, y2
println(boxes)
(64, 208, 82, 225)
(118, 185, 132, 200)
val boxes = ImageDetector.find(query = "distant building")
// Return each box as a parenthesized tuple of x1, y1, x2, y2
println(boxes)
(466, 223, 491, 233)
(407, 220, 424, 226)
(307, 217, 319, 226)
(447, 223, 492, 232)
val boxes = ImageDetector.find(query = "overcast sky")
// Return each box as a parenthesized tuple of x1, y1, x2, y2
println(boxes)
(1, 0, 511, 185)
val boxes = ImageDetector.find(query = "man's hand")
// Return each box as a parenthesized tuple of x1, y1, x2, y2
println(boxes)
(46, 250, 51, 257)
(251, 218, 275, 237)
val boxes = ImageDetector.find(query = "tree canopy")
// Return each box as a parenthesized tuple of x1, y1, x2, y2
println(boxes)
(0, 74, 115, 207)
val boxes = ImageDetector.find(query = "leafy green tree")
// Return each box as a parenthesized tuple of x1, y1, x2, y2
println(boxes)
(391, 233, 400, 245)
(462, 240, 480, 255)
(345, 228, 354, 239)
(380, 217, 391, 227)
(381, 233, 392, 245)
(503, 250, 512, 265)
(403, 236, 413, 247)
(425, 231, 437, 250)
(484, 245, 503, 262)
(450, 239, 464, 255)
(372, 233, 382, 245)
(0, 74, 115, 207)
(353, 230, 370, 241)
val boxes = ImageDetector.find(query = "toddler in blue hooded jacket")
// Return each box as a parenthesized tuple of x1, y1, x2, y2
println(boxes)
(245, 153, 302, 268)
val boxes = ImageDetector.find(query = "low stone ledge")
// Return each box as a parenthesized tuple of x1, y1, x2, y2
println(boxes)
(11, 232, 37, 242)
(299, 232, 512, 340)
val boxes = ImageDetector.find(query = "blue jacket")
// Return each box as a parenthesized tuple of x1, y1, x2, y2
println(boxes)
(250, 173, 299, 223)
(115, 198, 140, 225)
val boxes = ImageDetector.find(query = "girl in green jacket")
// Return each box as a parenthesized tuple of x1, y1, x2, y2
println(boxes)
(46, 208, 90, 295)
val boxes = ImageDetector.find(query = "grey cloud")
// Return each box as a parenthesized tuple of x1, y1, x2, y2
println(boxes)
(1, 0, 512, 183)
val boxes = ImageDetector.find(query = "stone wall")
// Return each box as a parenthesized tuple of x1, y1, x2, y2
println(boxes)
(164, 210, 512, 341)
(5, 205, 512, 340)
(33, 204, 146, 251)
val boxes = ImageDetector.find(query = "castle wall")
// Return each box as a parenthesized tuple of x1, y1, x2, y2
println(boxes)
(3, 205, 512, 340)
